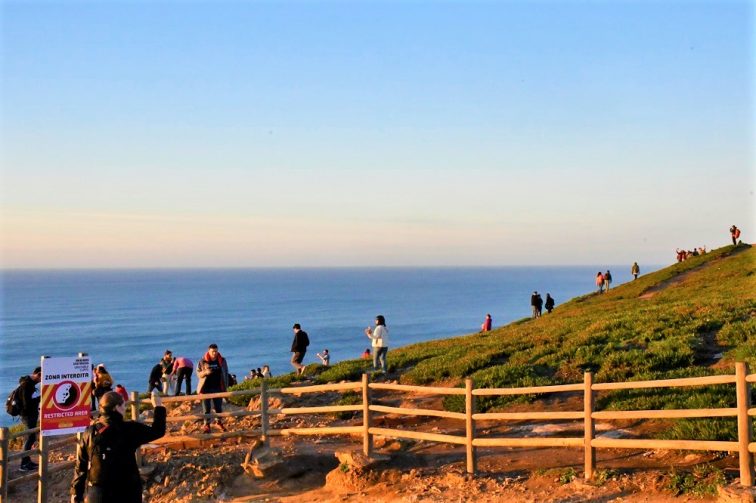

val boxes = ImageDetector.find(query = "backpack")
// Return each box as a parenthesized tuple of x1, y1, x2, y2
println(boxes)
(5, 385, 23, 417)
(87, 422, 128, 486)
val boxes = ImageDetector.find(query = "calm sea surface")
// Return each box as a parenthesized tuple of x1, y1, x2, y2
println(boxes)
(0, 266, 658, 426)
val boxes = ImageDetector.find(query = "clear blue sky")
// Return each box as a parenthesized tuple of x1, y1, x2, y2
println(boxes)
(1, 1, 753, 267)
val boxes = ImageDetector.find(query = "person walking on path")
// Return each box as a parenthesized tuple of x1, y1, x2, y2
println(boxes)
(604, 270, 613, 291)
(365, 315, 389, 373)
(631, 262, 640, 280)
(71, 390, 165, 503)
(171, 356, 194, 396)
(544, 294, 555, 314)
(290, 323, 310, 376)
(596, 272, 605, 293)
(530, 292, 540, 318)
(196, 344, 229, 434)
(481, 313, 492, 332)
(17, 366, 41, 471)
(730, 225, 741, 246)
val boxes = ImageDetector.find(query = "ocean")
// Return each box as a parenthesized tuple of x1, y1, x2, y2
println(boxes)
(0, 266, 657, 426)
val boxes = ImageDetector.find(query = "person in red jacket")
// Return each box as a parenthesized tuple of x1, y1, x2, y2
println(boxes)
(481, 314, 492, 332)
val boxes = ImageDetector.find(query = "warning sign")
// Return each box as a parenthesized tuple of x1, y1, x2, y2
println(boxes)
(40, 356, 92, 436)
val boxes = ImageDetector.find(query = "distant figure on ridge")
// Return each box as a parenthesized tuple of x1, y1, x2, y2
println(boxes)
(171, 356, 194, 396)
(631, 262, 640, 280)
(544, 293, 555, 314)
(596, 272, 605, 294)
(535, 293, 543, 317)
(481, 313, 492, 332)
(365, 315, 389, 373)
(604, 270, 613, 291)
(730, 225, 741, 246)
(196, 343, 229, 434)
(290, 323, 310, 376)
(530, 291, 540, 318)
(71, 391, 165, 503)
(316, 348, 331, 366)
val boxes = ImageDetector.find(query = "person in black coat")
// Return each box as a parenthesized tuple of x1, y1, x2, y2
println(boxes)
(147, 363, 163, 393)
(71, 391, 166, 503)
(18, 366, 42, 471)
(545, 293, 555, 314)
(290, 323, 310, 376)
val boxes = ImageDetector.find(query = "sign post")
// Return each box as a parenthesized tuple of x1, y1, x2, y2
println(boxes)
(40, 356, 92, 437)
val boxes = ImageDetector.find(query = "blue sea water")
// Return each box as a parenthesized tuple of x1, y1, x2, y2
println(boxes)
(0, 266, 658, 426)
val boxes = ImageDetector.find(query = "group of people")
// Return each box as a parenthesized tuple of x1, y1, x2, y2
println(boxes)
(529, 292, 555, 318)
(148, 351, 194, 396)
(595, 270, 613, 293)
(675, 247, 707, 262)
(245, 365, 272, 380)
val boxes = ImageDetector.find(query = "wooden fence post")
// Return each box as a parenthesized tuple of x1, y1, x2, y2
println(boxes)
(260, 380, 269, 448)
(735, 362, 754, 487)
(37, 433, 47, 503)
(465, 378, 476, 475)
(584, 371, 595, 480)
(362, 373, 372, 456)
(0, 427, 9, 503)
(131, 391, 143, 466)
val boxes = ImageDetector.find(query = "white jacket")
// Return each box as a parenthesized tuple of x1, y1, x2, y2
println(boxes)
(369, 325, 389, 348)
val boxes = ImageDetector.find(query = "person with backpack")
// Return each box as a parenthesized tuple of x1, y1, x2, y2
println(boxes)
(730, 225, 741, 246)
(196, 343, 229, 434)
(7, 366, 42, 471)
(290, 323, 310, 376)
(604, 270, 613, 291)
(70, 390, 165, 503)
(631, 262, 640, 280)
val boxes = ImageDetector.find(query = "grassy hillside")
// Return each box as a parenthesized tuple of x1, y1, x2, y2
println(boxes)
(234, 244, 755, 438)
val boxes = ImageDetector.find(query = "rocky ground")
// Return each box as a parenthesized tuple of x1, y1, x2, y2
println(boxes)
(6, 386, 754, 502)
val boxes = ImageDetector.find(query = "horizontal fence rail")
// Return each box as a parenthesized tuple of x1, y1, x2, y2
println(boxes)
(2, 364, 755, 503)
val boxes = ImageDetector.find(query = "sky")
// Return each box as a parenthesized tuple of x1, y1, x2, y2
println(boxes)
(1, 0, 753, 268)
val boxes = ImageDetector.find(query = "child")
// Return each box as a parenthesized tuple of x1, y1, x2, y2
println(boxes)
(316, 349, 330, 366)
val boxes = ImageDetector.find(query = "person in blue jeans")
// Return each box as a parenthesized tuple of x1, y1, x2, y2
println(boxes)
(196, 344, 229, 434)
(365, 315, 389, 373)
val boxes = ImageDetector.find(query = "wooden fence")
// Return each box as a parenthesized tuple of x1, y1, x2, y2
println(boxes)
(1, 363, 754, 502)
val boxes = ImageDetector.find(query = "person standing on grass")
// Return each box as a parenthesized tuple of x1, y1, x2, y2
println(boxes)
(316, 349, 331, 366)
(17, 366, 41, 472)
(530, 291, 539, 318)
(71, 391, 165, 503)
(544, 293, 555, 314)
(730, 225, 741, 246)
(596, 272, 605, 293)
(290, 323, 310, 376)
(365, 315, 389, 373)
(196, 343, 229, 434)
(481, 313, 492, 332)
(171, 356, 194, 396)
(535, 292, 543, 317)
(604, 270, 613, 291)
(631, 262, 640, 280)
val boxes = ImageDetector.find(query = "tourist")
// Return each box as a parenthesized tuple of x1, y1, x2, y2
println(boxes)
(365, 315, 389, 373)
(160, 351, 176, 394)
(17, 366, 41, 472)
(71, 391, 165, 503)
(730, 225, 741, 246)
(604, 270, 613, 291)
(196, 343, 229, 434)
(530, 291, 539, 318)
(93, 364, 113, 403)
(261, 365, 272, 378)
(114, 384, 129, 403)
(544, 294, 555, 314)
(631, 262, 640, 280)
(535, 292, 543, 317)
(596, 272, 605, 293)
(481, 314, 492, 332)
(290, 323, 310, 376)
(147, 363, 163, 393)
(361, 348, 371, 360)
(171, 356, 194, 396)
(316, 349, 331, 366)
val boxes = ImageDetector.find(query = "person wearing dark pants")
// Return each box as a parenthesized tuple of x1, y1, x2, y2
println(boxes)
(18, 366, 41, 472)
(171, 356, 194, 396)
(290, 323, 310, 376)
(196, 344, 229, 434)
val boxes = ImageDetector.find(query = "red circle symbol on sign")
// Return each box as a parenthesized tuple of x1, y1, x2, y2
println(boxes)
(52, 381, 81, 410)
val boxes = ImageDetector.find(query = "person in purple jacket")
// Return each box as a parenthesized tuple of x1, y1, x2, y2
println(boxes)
(171, 356, 194, 396)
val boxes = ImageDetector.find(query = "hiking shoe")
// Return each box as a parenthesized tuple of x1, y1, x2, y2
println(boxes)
(201, 424, 211, 434)
(19, 462, 38, 472)
(216, 422, 227, 432)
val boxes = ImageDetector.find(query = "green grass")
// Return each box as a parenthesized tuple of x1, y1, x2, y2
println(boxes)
(233, 245, 756, 440)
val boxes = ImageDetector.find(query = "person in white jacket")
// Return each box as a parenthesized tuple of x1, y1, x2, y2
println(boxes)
(365, 315, 389, 372)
